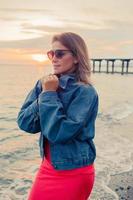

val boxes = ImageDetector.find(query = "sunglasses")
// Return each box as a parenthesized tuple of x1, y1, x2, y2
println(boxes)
(47, 49, 74, 60)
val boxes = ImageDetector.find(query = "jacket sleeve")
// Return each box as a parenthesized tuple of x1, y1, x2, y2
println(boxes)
(17, 80, 42, 133)
(38, 85, 98, 144)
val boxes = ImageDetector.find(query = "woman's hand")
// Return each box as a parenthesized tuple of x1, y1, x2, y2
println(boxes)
(40, 74, 59, 92)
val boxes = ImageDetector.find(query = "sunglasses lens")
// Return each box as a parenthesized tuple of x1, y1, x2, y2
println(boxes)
(47, 51, 54, 60)
(47, 50, 73, 60)
(55, 50, 65, 58)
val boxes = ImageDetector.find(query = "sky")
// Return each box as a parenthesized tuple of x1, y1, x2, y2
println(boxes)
(0, 0, 133, 65)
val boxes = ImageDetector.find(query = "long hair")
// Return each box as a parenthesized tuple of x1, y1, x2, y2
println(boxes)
(51, 32, 92, 85)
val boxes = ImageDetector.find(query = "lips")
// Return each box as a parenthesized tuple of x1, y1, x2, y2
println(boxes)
(53, 65, 60, 67)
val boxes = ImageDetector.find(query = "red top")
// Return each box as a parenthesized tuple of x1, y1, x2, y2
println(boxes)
(44, 139, 95, 174)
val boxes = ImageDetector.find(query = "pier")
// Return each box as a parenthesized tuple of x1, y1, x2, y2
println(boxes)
(91, 58, 133, 74)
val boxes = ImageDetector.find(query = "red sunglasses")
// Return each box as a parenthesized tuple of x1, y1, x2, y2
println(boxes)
(47, 49, 74, 60)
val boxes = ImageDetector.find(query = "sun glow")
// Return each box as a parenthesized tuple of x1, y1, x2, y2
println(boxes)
(31, 54, 48, 62)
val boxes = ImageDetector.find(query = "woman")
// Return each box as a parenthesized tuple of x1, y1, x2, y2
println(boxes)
(17, 32, 99, 200)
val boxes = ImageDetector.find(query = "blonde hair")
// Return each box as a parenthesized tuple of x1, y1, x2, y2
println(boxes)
(51, 32, 92, 85)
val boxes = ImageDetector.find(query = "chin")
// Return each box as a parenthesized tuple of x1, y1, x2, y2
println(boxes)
(53, 71, 60, 75)
(53, 70, 63, 75)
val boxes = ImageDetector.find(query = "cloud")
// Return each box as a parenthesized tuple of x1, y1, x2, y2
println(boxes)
(0, 0, 133, 62)
(0, 36, 51, 49)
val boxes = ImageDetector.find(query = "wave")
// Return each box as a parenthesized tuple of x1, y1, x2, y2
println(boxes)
(99, 101, 133, 121)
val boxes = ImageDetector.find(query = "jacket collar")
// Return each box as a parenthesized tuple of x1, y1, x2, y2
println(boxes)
(58, 73, 76, 89)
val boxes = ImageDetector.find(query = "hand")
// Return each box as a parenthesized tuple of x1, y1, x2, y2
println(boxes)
(40, 73, 59, 92)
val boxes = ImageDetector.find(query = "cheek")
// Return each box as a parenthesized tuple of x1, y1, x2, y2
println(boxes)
(61, 57, 74, 68)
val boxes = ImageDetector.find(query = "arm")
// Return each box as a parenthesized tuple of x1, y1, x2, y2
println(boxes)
(38, 85, 98, 144)
(17, 80, 42, 133)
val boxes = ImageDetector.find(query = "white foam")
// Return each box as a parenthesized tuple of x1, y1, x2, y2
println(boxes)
(104, 102, 133, 120)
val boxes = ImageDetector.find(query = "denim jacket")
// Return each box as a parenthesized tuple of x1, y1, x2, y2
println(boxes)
(17, 72, 99, 170)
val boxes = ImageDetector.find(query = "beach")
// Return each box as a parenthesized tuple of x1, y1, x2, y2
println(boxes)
(0, 65, 133, 199)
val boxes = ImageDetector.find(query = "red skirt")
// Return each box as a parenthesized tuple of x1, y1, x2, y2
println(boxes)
(28, 139, 95, 200)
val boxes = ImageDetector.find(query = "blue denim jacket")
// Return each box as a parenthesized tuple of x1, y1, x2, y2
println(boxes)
(17, 72, 99, 170)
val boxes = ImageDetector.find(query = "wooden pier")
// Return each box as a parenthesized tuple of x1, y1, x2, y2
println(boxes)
(91, 58, 133, 74)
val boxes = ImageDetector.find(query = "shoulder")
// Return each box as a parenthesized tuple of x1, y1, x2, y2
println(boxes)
(74, 82, 98, 98)
(70, 82, 99, 108)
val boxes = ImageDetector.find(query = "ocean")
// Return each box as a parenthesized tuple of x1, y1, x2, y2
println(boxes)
(0, 64, 133, 199)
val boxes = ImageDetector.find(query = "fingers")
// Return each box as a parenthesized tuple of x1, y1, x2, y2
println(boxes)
(47, 73, 58, 80)
(40, 74, 58, 83)
(48, 73, 57, 78)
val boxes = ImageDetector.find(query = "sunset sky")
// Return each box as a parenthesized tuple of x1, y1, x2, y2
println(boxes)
(0, 0, 133, 65)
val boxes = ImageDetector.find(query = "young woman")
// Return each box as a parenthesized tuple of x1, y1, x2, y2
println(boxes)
(17, 32, 99, 200)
